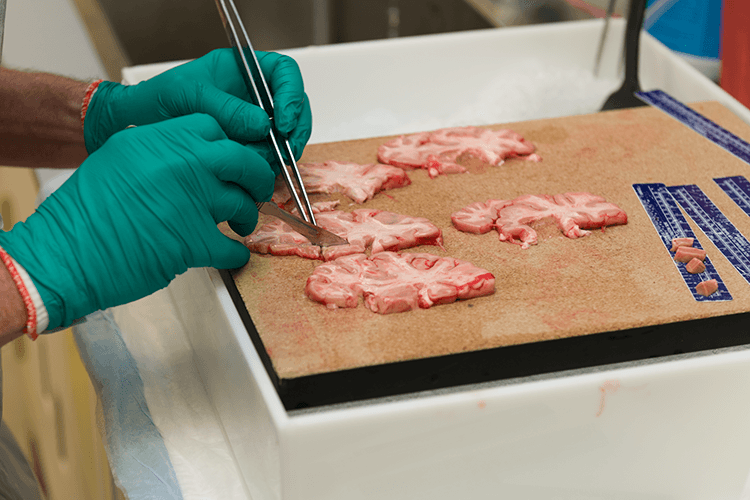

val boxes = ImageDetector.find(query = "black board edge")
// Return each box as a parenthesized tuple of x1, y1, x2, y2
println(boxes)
(220, 269, 750, 412)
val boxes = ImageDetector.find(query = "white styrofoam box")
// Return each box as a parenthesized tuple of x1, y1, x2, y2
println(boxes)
(169, 267, 750, 500)
(139, 18, 750, 500)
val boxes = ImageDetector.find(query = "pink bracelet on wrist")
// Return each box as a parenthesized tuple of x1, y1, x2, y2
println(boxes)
(80, 79, 104, 130)
(0, 246, 38, 340)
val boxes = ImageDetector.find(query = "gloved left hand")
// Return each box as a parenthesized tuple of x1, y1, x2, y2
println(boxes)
(0, 114, 273, 330)
(83, 48, 313, 170)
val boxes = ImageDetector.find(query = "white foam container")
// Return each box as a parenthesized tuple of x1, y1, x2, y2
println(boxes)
(124, 19, 750, 500)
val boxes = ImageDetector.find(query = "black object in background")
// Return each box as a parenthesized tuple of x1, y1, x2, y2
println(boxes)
(601, 0, 649, 111)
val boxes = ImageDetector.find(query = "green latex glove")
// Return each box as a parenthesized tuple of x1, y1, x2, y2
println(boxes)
(0, 114, 273, 330)
(84, 49, 313, 170)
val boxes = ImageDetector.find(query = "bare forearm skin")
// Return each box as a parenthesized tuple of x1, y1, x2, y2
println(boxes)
(0, 67, 93, 343)
(0, 67, 89, 169)
(0, 260, 26, 347)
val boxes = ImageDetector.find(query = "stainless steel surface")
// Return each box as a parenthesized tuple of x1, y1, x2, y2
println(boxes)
(594, 0, 617, 76)
(312, 0, 332, 45)
(81, 0, 611, 69)
(334, 0, 490, 42)
(214, 0, 317, 225)
(464, 0, 594, 27)
(83, 0, 629, 71)
(256, 201, 348, 247)
(85, 0, 493, 65)
(0, 0, 6, 64)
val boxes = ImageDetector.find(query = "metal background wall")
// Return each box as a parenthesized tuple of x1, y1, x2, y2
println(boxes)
(91, 0, 491, 65)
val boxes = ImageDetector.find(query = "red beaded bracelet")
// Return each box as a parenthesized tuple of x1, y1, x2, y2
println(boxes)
(80, 79, 104, 129)
(0, 246, 38, 340)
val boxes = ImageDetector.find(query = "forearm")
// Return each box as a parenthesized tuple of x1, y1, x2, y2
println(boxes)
(0, 256, 26, 347)
(0, 67, 90, 169)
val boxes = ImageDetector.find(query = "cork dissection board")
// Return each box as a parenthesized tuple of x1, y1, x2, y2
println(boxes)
(225, 101, 750, 407)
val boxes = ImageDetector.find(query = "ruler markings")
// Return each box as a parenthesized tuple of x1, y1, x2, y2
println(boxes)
(669, 185, 750, 265)
(632, 183, 730, 301)
(636, 90, 750, 166)
(715, 176, 750, 218)
(668, 184, 750, 289)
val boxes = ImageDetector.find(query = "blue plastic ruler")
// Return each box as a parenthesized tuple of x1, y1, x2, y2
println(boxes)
(669, 183, 750, 288)
(715, 176, 750, 218)
(636, 90, 750, 166)
(633, 183, 730, 301)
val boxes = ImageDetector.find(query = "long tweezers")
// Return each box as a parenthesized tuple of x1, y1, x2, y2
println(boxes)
(214, 0, 317, 224)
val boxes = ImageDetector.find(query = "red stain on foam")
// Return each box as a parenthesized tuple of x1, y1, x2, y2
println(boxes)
(295, 325, 317, 346)
(577, 146, 598, 158)
(596, 380, 621, 417)
(477, 400, 486, 409)
(255, 294, 328, 373)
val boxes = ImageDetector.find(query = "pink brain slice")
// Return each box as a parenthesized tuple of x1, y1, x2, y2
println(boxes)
(305, 252, 496, 314)
(377, 126, 541, 179)
(245, 204, 443, 261)
(271, 160, 411, 206)
(451, 192, 628, 249)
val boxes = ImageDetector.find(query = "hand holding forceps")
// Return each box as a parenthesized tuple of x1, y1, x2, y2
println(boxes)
(213, 0, 347, 246)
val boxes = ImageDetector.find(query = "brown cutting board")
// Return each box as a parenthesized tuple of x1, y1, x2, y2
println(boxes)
(230, 101, 750, 380)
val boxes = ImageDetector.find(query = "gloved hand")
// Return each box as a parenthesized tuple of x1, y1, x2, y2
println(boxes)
(0, 114, 273, 330)
(84, 48, 313, 171)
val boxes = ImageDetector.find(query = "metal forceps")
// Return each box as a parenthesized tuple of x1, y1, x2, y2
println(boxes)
(213, 0, 317, 225)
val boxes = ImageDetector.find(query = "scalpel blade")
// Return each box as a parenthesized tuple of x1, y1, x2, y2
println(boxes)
(257, 202, 348, 247)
